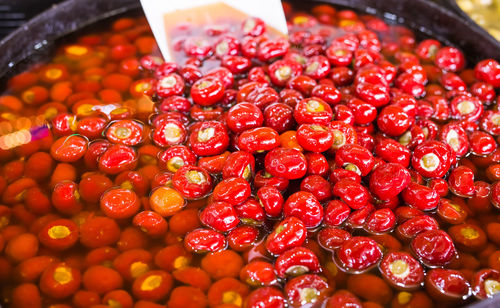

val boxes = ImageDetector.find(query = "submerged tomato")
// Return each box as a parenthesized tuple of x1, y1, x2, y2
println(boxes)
(3, 4, 500, 308)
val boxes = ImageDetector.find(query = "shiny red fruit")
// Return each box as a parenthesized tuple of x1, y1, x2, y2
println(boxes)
(448, 166, 475, 197)
(364, 208, 396, 234)
(257, 186, 284, 218)
(188, 121, 229, 156)
(296, 124, 333, 152)
(265, 217, 307, 256)
(275, 247, 320, 278)
(172, 165, 212, 199)
(472, 269, 500, 300)
(226, 102, 263, 133)
(212, 177, 251, 206)
(283, 191, 323, 228)
(336, 236, 383, 272)
(335, 143, 374, 176)
(377, 105, 412, 136)
(324, 199, 351, 226)
(425, 268, 471, 302)
(199, 201, 240, 232)
(411, 140, 451, 178)
(379, 251, 424, 290)
(190, 76, 225, 106)
(317, 227, 352, 250)
(411, 229, 457, 267)
(369, 163, 411, 200)
(265, 147, 307, 180)
(402, 182, 439, 211)
(284, 274, 330, 307)
(237, 127, 280, 153)
(245, 287, 285, 308)
(184, 228, 226, 253)
(396, 215, 439, 241)
(332, 179, 369, 210)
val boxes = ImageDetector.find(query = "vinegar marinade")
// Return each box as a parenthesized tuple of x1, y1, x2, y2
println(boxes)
(0, 2, 500, 308)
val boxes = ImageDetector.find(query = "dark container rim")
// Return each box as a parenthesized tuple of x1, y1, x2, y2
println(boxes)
(0, 0, 498, 307)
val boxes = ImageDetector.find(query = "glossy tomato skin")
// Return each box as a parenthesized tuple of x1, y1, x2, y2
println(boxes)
(377, 105, 412, 136)
(472, 269, 500, 300)
(336, 236, 383, 272)
(283, 191, 324, 228)
(105, 119, 144, 146)
(226, 102, 263, 133)
(245, 287, 285, 308)
(7, 7, 500, 308)
(328, 121, 358, 151)
(402, 182, 440, 211)
(222, 151, 255, 180)
(369, 163, 411, 200)
(133, 211, 168, 237)
(327, 290, 362, 308)
(172, 165, 212, 199)
(396, 215, 439, 241)
(439, 123, 469, 156)
(190, 76, 225, 106)
(364, 208, 396, 234)
(50, 134, 88, 162)
(288, 75, 317, 96)
(265, 217, 307, 256)
(257, 186, 284, 218)
(38, 218, 79, 250)
(152, 119, 186, 147)
(77, 116, 108, 140)
(411, 140, 451, 178)
(184, 228, 227, 253)
(317, 227, 352, 250)
(324, 200, 351, 226)
(39, 262, 81, 299)
(375, 138, 411, 167)
(263, 103, 294, 133)
(347, 98, 377, 125)
(264, 147, 307, 180)
(268, 59, 302, 87)
(379, 251, 424, 290)
(237, 127, 280, 153)
(335, 143, 374, 176)
(100, 188, 140, 219)
(332, 179, 369, 210)
(296, 124, 333, 152)
(212, 177, 251, 206)
(274, 247, 320, 278)
(227, 225, 259, 251)
(425, 268, 471, 302)
(469, 130, 497, 156)
(294, 97, 333, 125)
(98, 144, 138, 175)
(448, 166, 475, 197)
(199, 201, 240, 232)
(435, 47, 465, 72)
(51, 181, 82, 215)
(234, 197, 265, 225)
(411, 229, 457, 267)
(156, 73, 184, 97)
(475, 59, 500, 88)
(253, 170, 289, 191)
(158, 145, 197, 173)
(305, 153, 329, 176)
(284, 274, 331, 307)
(300, 175, 332, 201)
(188, 121, 229, 156)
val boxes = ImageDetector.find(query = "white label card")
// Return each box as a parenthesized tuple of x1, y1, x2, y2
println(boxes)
(140, 0, 288, 62)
